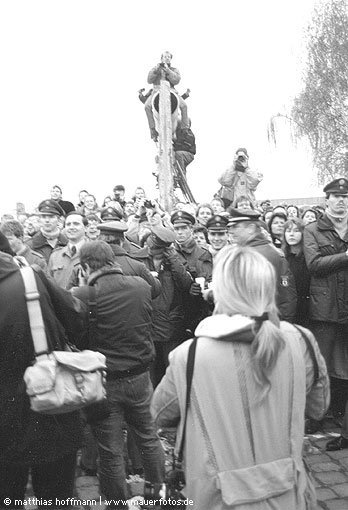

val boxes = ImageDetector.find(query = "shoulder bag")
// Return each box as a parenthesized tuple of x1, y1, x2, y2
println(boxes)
(22, 266, 107, 415)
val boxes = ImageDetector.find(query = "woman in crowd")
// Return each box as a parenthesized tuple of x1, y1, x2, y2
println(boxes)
(302, 208, 318, 225)
(195, 203, 214, 227)
(85, 213, 101, 241)
(192, 225, 209, 248)
(287, 204, 299, 218)
(152, 246, 329, 510)
(79, 194, 100, 217)
(282, 218, 310, 327)
(211, 197, 225, 214)
(234, 195, 254, 210)
(268, 212, 287, 249)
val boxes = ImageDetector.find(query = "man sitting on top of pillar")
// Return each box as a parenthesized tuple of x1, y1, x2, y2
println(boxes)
(144, 51, 189, 142)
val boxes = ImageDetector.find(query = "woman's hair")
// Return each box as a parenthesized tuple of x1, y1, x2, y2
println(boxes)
(286, 204, 299, 217)
(267, 212, 287, 239)
(282, 217, 305, 257)
(301, 207, 318, 221)
(211, 196, 224, 207)
(212, 246, 285, 400)
(193, 224, 209, 243)
(233, 195, 254, 209)
(84, 194, 98, 207)
(195, 202, 214, 217)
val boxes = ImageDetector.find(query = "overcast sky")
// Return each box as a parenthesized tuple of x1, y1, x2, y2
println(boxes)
(0, 0, 321, 214)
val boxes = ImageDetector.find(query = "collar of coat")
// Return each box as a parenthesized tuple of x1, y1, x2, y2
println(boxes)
(194, 314, 259, 343)
(316, 212, 342, 230)
(175, 237, 196, 254)
(87, 263, 123, 285)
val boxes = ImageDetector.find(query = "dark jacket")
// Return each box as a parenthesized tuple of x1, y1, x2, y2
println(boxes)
(73, 266, 155, 374)
(286, 251, 310, 327)
(174, 238, 212, 331)
(142, 247, 193, 343)
(0, 254, 85, 465)
(26, 231, 68, 263)
(173, 127, 196, 155)
(110, 244, 162, 298)
(246, 233, 297, 322)
(303, 214, 348, 323)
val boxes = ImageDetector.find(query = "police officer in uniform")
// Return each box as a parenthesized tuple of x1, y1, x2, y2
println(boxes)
(171, 210, 212, 332)
(303, 177, 348, 451)
(206, 214, 229, 258)
(145, 226, 192, 385)
(26, 200, 67, 263)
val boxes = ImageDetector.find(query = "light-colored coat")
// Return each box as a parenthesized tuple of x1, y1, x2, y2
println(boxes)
(218, 165, 263, 206)
(151, 315, 329, 510)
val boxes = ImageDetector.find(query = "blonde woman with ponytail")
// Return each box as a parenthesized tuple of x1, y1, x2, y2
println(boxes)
(152, 246, 329, 510)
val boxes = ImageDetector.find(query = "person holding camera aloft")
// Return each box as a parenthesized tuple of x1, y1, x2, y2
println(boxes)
(144, 51, 189, 141)
(217, 148, 263, 209)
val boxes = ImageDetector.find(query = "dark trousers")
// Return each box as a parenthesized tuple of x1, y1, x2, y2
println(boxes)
(0, 452, 77, 509)
(92, 372, 164, 508)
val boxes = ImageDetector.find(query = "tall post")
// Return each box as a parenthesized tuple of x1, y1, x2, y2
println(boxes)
(157, 79, 174, 213)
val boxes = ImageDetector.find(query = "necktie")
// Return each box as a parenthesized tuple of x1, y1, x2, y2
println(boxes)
(71, 246, 77, 257)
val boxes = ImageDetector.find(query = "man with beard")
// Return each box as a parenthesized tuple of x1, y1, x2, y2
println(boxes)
(218, 148, 263, 209)
(303, 178, 348, 451)
(26, 200, 67, 263)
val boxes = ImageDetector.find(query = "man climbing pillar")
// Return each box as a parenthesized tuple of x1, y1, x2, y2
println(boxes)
(144, 51, 189, 141)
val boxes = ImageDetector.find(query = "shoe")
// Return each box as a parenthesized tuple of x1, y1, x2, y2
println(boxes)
(79, 462, 97, 476)
(305, 418, 322, 435)
(326, 435, 348, 451)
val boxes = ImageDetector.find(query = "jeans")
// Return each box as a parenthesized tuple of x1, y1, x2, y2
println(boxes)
(175, 151, 194, 175)
(92, 371, 164, 508)
(0, 452, 77, 509)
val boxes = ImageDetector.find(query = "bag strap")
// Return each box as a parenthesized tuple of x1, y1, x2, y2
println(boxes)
(177, 336, 197, 463)
(293, 324, 319, 385)
(88, 284, 98, 350)
(20, 266, 49, 360)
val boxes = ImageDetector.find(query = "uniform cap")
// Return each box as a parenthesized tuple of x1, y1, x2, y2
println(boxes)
(171, 210, 195, 226)
(323, 178, 348, 195)
(227, 208, 261, 227)
(38, 199, 65, 217)
(97, 220, 128, 233)
(147, 226, 176, 248)
(100, 206, 124, 221)
(206, 215, 229, 231)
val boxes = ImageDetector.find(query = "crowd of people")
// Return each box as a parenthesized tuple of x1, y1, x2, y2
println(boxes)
(1, 162, 348, 510)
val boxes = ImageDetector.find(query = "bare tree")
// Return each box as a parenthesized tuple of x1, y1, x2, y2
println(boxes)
(269, 0, 348, 184)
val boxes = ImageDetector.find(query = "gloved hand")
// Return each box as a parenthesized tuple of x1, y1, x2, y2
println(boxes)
(190, 282, 202, 296)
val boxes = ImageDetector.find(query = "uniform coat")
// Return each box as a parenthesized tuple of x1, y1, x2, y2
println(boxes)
(303, 214, 348, 323)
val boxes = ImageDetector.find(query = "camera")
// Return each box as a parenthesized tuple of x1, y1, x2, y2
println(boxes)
(144, 199, 155, 209)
